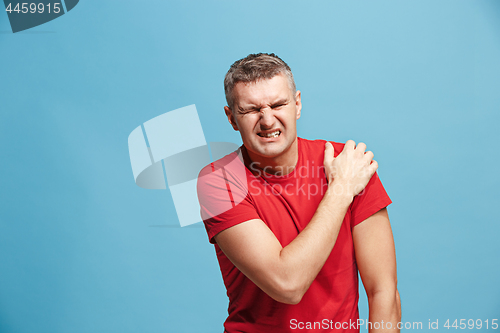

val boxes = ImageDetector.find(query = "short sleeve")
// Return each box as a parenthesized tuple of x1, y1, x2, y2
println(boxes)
(197, 151, 260, 244)
(350, 172, 392, 227)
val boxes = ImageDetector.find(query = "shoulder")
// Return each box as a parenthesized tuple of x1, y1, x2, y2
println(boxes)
(197, 147, 249, 203)
(298, 137, 345, 158)
(198, 147, 250, 179)
(198, 148, 241, 180)
(197, 148, 259, 242)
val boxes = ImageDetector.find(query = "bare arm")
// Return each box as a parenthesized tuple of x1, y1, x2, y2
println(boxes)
(353, 208, 401, 332)
(215, 140, 378, 304)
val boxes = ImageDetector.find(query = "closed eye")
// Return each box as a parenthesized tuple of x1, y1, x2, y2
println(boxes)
(271, 103, 286, 109)
(270, 99, 289, 109)
(237, 107, 260, 114)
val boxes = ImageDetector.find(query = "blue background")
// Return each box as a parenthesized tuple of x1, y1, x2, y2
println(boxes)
(1, 1, 499, 332)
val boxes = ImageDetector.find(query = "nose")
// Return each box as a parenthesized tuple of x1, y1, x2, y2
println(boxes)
(259, 107, 275, 129)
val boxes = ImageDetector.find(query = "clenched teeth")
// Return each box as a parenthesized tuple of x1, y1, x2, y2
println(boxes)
(259, 130, 281, 138)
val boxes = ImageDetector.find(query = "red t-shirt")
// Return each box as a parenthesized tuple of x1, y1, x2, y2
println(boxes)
(197, 137, 392, 333)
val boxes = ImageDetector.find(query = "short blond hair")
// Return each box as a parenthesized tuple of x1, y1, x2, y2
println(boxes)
(224, 53, 296, 109)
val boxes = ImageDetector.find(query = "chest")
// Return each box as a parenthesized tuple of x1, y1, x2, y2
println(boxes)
(248, 169, 332, 245)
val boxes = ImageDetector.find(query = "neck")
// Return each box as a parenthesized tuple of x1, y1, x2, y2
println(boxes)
(246, 137, 299, 176)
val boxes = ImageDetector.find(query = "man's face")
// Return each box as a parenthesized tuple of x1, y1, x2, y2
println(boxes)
(224, 73, 302, 163)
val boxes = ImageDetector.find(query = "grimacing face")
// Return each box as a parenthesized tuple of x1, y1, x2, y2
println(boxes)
(224, 73, 302, 166)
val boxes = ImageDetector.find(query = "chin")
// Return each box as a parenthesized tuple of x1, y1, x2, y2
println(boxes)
(244, 135, 295, 160)
(253, 144, 288, 159)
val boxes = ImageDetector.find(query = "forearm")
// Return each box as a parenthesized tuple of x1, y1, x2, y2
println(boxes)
(367, 289, 401, 333)
(276, 186, 353, 303)
(215, 141, 378, 304)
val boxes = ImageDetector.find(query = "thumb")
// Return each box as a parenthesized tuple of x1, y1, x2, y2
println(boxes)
(324, 141, 335, 165)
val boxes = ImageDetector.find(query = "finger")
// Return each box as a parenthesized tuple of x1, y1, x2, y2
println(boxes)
(344, 140, 356, 151)
(356, 142, 367, 154)
(369, 160, 379, 174)
(324, 142, 334, 165)
(364, 150, 374, 161)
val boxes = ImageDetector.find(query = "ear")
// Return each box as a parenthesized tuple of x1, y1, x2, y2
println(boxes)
(295, 90, 302, 120)
(224, 106, 239, 131)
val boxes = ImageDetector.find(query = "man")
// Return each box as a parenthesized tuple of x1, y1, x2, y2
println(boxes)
(197, 53, 401, 332)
